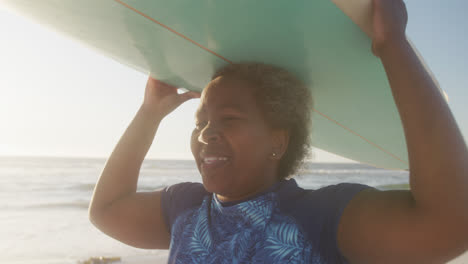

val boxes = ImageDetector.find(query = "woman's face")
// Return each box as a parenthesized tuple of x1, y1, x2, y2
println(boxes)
(191, 76, 287, 202)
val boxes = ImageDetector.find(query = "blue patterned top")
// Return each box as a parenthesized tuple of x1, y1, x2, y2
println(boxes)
(161, 179, 368, 264)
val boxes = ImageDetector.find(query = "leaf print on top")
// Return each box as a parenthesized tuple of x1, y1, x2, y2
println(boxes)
(164, 179, 368, 263)
(236, 193, 276, 228)
(168, 191, 312, 263)
(188, 210, 212, 256)
(264, 219, 305, 262)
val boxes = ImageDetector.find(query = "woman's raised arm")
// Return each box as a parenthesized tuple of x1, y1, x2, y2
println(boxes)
(338, 0, 468, 263)
(88, 77, 199, 249)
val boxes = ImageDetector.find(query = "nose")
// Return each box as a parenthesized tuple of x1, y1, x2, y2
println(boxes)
(198, 123, 220, 144)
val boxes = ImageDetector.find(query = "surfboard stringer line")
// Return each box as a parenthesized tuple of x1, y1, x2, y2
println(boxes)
(114, 0, 409, 170)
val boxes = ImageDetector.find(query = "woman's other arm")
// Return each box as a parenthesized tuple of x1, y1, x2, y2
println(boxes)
(88, 77, 199, 249)
(338, 0, 468, 263)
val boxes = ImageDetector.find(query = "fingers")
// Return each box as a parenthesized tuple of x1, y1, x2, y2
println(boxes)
(370, 0, 408, 57)
(147, 75, 201, 103)
(147, 76, 179, 91)
(372, 41, 379, 57)
(146, 76, 159, 88)
(178, 91, 201, 103)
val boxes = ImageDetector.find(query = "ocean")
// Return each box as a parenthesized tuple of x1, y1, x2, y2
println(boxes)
(0, 156, 409, 264)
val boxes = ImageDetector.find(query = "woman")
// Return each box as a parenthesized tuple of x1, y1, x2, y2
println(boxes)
(89, 0, 468, 263)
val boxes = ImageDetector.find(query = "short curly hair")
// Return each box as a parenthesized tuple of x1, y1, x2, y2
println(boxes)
(211, 62, 313, 179)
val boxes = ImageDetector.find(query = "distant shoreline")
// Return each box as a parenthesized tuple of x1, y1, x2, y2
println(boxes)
(0, 155, 358, 165)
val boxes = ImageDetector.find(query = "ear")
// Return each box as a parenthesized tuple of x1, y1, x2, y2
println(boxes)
(270, 129, 289, 160)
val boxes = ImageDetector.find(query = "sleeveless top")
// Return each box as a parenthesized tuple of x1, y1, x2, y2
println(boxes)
(161, 179, 369, 264)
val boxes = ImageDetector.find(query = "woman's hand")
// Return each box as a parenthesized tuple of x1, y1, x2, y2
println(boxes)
(89, 76, 200, 249)
(142, 76, 200, 119)
(371, 0, 408, 57)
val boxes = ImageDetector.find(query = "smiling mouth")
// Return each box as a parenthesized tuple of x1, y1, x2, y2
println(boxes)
(203, 157, 228, 164)
(200, 156, 230, 170)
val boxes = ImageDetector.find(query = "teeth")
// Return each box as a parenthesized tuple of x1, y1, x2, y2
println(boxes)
(203, 157, 228, 164)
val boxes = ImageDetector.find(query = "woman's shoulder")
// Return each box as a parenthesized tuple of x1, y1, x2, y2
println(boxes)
(161, 182, 210, 208)
(162, 181, 208, 196)
(277, 179, 371, 203)
(269, 180, 373, 262)
(160, 182, 210, 230)
(276, 179, 372, 222)
(307, 182, 371, 199)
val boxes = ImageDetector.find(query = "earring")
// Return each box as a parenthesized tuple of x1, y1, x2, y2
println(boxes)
(271, 152, 277, 158)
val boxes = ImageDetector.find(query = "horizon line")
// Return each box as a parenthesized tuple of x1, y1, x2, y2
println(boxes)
(0, 154, 356, 164)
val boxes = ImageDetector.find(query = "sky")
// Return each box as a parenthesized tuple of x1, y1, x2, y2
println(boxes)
(0, 1, 467, 163)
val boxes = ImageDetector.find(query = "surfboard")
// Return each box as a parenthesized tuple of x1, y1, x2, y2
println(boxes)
(0, 0, 445, 170)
